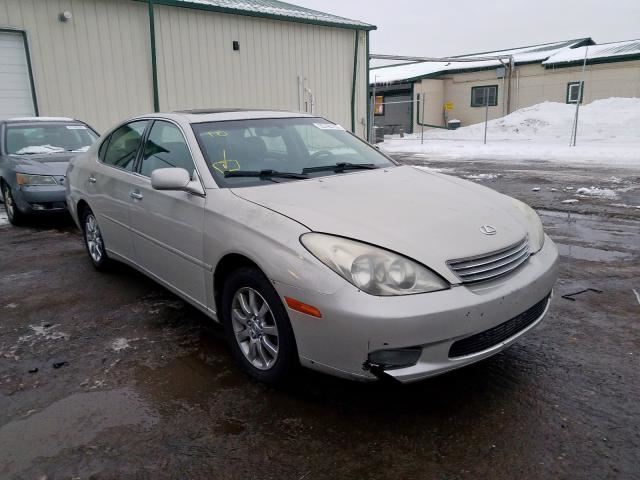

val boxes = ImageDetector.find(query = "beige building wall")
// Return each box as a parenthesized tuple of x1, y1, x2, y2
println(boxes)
(514, 60, 640, 110)
(0, 0, 369, 136)
(440, 70, 508, 126)
(154, 4, 366, 137)
(0, 0, 154, 132)
(422, 60, 640, 128)
(412, 78, 444, 130)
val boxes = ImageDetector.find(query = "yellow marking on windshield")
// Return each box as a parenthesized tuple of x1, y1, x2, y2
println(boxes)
(212, 149, 240, 174)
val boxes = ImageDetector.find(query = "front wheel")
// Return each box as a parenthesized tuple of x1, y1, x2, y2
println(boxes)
(82, 208, 110, 270)
(221, 267, 298, 384)
(2, 181, 25, 226)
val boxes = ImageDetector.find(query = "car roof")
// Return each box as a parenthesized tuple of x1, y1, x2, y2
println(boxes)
(5, 116, 77, 123)
(134, 109, 315, 124)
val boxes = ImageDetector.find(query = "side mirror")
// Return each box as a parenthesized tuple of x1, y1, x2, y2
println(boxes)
(151, 168, 204, 195)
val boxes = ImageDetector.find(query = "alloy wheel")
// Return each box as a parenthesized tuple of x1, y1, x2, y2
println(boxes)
(2, 183, 16, 220)
(85, 213, 104, 263)
(231, 287, 279, 370)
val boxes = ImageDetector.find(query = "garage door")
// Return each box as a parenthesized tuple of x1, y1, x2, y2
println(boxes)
(0, 30, 36, 119)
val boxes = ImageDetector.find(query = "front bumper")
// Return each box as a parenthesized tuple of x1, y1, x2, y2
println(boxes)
(274, 235, 559, 383)
(12, 184, 67, 214)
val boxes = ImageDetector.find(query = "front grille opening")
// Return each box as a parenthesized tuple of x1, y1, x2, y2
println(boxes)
(448, 237, 531, 284)
(448, 294, 550, 358)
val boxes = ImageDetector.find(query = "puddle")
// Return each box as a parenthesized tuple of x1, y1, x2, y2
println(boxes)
(555, 243, 633, 262)
(0, 388, 157, 477)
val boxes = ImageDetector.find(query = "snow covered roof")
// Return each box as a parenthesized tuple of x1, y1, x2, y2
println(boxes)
(543, 39, 640, 66)
(158, 0, 376, 30)
(371, 38, 592, 84)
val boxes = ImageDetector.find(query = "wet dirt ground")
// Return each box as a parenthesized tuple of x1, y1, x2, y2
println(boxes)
(1, 159, 639, 479)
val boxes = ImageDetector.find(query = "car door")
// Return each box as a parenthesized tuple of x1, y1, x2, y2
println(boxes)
(128, 120, 207, 308)
(86, 120, 148, 262)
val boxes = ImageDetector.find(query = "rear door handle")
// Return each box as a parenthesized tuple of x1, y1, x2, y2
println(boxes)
(88, 176, 96, 183)
(129, 191, 143, 200)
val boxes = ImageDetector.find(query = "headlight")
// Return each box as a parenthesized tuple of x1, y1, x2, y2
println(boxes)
(300, 233, 449, 296)
(511, 199, 545, 253)
(16, 173, 58, 186)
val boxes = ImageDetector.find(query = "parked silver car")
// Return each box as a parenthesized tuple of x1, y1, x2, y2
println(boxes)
(0, 117, 98, 225)
(66, 110, 559, 384)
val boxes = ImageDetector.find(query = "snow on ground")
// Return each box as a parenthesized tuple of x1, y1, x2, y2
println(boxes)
(576, 187, 618, 199)
(382, 98, 640, 167)
(0, 205, 8, 226)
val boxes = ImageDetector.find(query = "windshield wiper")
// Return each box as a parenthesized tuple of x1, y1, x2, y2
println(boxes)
(302, 162, 378, 174)
(224, 169, 308, 180)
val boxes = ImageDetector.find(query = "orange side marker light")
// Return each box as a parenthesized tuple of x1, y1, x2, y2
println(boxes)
(284, 297, 322, 318)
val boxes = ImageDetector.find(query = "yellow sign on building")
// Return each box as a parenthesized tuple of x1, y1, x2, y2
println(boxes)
(444, 102, 454, 111)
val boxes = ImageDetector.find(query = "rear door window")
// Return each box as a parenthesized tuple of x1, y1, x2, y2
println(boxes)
(102, 121, 148, 171)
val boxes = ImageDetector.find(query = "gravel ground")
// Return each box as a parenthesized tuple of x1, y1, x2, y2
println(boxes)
(0, 158, 639, 479)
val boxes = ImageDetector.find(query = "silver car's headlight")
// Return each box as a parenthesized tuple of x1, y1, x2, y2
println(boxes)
(16, 173, 58, 186)
(511, 199, 545, 253)
(300, 233, 449, 296)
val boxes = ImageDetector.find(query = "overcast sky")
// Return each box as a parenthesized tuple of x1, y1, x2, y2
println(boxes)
(293, 0, 640, 57)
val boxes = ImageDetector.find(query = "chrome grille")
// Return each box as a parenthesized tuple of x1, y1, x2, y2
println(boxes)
(447, 237, 530, 284)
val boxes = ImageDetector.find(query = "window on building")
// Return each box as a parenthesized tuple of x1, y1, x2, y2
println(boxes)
(140, 121, 195, 178)
(567, 82, 584, 104)
(471, 85, 498, 107)
(374, 95, 384, 115)
(102, 121, 148, 171)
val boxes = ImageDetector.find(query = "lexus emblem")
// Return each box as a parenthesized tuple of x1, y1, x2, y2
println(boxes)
(480, 225, 497, 235)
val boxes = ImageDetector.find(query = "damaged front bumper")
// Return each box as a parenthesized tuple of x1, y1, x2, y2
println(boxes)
(275, 236, 559, 383)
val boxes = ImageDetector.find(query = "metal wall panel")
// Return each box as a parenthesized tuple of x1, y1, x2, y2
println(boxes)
(0, 30, 35, 118)
(154, 4, 364, 133)
(0, 0, 369, 136)
(0, 0, 154, 132)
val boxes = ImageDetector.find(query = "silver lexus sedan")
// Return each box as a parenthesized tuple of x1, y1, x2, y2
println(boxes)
(66, 109, 559, 384)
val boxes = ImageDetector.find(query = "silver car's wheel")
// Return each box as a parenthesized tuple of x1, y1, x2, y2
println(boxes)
(231, 287, 279, 370)
(84, 212, 104, 264)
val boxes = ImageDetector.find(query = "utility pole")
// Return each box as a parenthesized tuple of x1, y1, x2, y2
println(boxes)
(483, 86, 490, 145)
(570, 46, 589, 147)
(421, 95, 425, 145)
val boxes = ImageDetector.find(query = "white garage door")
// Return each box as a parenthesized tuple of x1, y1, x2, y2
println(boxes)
(0, 30, 36, 119)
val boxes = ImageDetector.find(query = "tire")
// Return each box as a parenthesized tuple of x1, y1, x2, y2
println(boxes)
(1, 181, 26, 226)
(81, 207, 110, 270)
(221, 266, 298, 384)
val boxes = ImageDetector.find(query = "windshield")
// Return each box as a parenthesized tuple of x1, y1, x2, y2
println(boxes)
(192, 117, 395, 188)
(6, 123, 98, 155)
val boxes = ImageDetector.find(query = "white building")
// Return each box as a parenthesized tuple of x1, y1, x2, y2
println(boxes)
(0, 0, 374, 136)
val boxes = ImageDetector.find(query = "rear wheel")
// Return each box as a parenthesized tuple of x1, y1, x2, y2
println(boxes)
(1, 181, 25, 226)
(82, 207, 110, 270)
(221, 267, 298, 384)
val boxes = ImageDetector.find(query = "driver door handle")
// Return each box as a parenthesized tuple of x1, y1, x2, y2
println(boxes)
(129, 191, 143, 200)
(88, 176, 96, 183)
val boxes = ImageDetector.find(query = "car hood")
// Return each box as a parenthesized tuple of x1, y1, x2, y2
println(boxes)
(231, 165, 530, 282)
(7, 153, 75, 176)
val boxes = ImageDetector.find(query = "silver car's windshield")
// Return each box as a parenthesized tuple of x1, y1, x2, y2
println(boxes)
(192, 117, 395, 188)
(6, 123, 98, 155)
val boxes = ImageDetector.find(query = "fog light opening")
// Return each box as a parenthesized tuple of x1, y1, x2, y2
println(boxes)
(367, 347, 422, 371)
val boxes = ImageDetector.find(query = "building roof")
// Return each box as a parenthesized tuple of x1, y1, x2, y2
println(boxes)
(543, 39, 640, 66)
(371, 38, 593, 84)
(149, 0, 376, 30)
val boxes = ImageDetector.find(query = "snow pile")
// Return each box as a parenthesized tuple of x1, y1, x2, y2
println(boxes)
(381, 98, 640, 167)
(575, 187, 618, 199)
